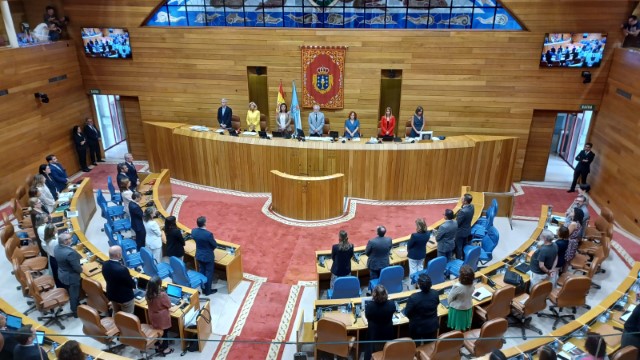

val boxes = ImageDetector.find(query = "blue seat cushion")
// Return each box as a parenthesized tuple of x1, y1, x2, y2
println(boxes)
(157, 263, 173, 279)
(446, 259, 464, 277)
(187, 270, 207, 288)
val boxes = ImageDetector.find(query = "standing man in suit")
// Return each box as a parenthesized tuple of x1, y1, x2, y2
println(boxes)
(83, 118, 104, 165)
(54, 233, 82, 317)
(46, 154, 69, 193)
(116, 163, 129, 188)
(102, 245, 136, 313)
(124, 153, 139, 191)
(308, 104, 325, 137)
(568, 143, 595, 192)
(365, 226, 393, 279)
(217, 98, 233, 129)
(129, 192, 145, 251)
(436, 209, 458, 261)
(192, 216, 218, 296)
(455, 194, 474, 260)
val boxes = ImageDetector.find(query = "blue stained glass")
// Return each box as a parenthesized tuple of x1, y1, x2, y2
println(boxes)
(166, 6, 189, 26)
(449, 10, 472, 29)
(225, 12, 249, 26)
(404, 10, 432, 29)
(495, 7, 521, 30)
(472, 7, 497, 29)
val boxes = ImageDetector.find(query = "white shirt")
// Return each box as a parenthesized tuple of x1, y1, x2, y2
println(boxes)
(144, 220, 162, 250)
(121, 190, 133, 214)
(277, 113, 288, 129)
(43, 236, 59, 258)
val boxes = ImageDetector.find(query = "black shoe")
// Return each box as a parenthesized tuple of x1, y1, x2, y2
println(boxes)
(92, 163, 98, 166)
(97, 160, 106, 162)
(567, 189, 575, 193)
(82, 168, 91, 172)
(210, 289, 218, 295)
(72, 312, 78, 318)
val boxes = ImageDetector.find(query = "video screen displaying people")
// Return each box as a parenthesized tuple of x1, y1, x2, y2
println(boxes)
(540, 33, 606, 68)
(81, 28, 132, 59)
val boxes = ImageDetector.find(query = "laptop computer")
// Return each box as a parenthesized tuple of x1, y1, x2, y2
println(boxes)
(296, 128, 305, 138)
(258, 131, 268, 139)
(381, 135, 394, 142)
(228, 129, 238, 137)
(5, 314, 22, 329)
(271, 131, 283, 138)
(419, 131, 433, 140)
(329, 131, 339, 139)
(133, 277, 148, 299)
(33, 331, 45, 345)
(166, 284, 183, 305)
(515, 263, 530, 274)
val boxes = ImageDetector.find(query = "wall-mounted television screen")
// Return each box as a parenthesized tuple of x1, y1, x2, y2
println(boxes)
(81, 28, 132, 59)
(540, 33, 607, 68)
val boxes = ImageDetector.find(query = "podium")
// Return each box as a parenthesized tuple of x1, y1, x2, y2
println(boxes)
(270, 170, 344, 221)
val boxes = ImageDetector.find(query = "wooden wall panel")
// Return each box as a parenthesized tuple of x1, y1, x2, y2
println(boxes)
(57, 0, 635, 182)
(119, 96, 147, 160)
(589, 48, 640, 238)
(0, 41, 92, 203)
(521, 110, 557, 181)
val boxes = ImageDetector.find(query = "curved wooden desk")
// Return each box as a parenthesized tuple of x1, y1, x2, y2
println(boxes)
(143, 122, 518, 201)
(270, 170, 344, 220)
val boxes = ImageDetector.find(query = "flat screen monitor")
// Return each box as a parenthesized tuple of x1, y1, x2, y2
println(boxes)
(166, 284, 182, 298)
(33, 331, 45, 345)
(5, 314, 22, 329)
(81, 27, 132, 59)
(540, 33, 606, 68)
(419, 131, 433, 140)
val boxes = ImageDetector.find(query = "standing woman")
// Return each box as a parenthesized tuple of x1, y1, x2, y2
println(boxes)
(344, 111, 361, 139)
(275, 103, 292, 135)
(72, 125, 90, 172)
(410, 106, 425, 138)
(364, 285, 396, 360)
(143, 207, 163, 263)
(564, 207, 584, 272)
(405, 274, 439, 344)
(447, 264, 475, 331)
(164, 216, 185, 260)
(407, 218, 431, 276)
(145, 276, 174, 356)
(42, 223, 64, 288)
(379, 107, 396, 137)
(39, 164, 59, 200)
(330, 230, 354, 289)
(119, 178, 133, 216)
(34, 174, 56, 213)
(246, 102, 261, 132)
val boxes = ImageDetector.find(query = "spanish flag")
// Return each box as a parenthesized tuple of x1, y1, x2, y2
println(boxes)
(276, 81, 286, 112)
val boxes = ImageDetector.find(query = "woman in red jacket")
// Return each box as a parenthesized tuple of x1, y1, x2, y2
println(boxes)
(379, 107, 396, 137)
(146, 276, 174, 355)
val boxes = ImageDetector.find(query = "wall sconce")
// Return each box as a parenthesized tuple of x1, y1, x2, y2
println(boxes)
(582, 71, 591, 84)
(34, 92, 49, 103)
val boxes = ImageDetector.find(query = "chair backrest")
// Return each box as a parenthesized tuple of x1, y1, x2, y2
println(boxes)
(2, 213, 11, 228)
(612, 345, 639, 360)
(169, 256, 190, 287)
(12, 258, 30, 296)
(140, 247, 159, 276)
(523, 280, 553, 317)
(11, 198, 25, 221)
(462, 246, 482, 271)
(430, 330, 464, 359)
(427, 256, 447, 285)
(1, 223, 15, 246)
(491, 198, 498, 213)
(487, 226, 499, 246)
(556, 276, 591, 308)
(323, 118, 330, 135)
(481, 235, 497, 255)
(260, 113, 268, 132)
(121, 247, 136, 267)
(331, 276, 360, 299)
(600, 207, 614, 224)
(96, 189, 108, 206)
(472, 318, 508, 356)
(405, 120, 411, 137)
(231, 115, 241, 130)
(25, 174, 35, 189)
(486, 207, 497, 228)
(25, 271, 46, 309)
(103, 223, 115, 242)
(484, 285, 515, 320)
(380, 337, 416, 359)
(77, 305, 112, 344)
(4, 236, 17, 261)
(15, 186, 27, 204)
(82, 277, 110, 313)
(601, 235, 612, 259)
(107, 176, 117, 196)
(97, 201, 109, 221)
(114, 312, 147, 350)
(316, 317, 351, 357)
(378, 265, 404, 294)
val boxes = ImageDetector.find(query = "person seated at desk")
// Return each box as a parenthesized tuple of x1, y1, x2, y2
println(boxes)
(344, 111, 361, 139)
(119, 178, 133, 215)
(144, 208, 163, 263)
(0, 314, 18, 360)
(447, 264, 474, 331)
(379, 107, 396, 137)
(193, 216, 218, 296)
(410, 106, 425, 138)
(436, 209, 457, 261)
(364, 285, 396, 360)
(12, 325, 47, 360)
(564, 207, 584, 273)
(405, 274, 439, 345)
(246, 102, 261, 132)
(146, 276, 174, 356)
(46, 154, 69, 193)
(58, 340, 84, 360)
(275, 103, 292, 135)
(217, 98, 232, 129)
(407, 218, 431, 276)
(528, 230, 558, 288)
(330, 230, 354, 289)
(365, 226, 392, 280)
(308, 104, 325, 137)
(164, 216, 185, 261)
(576, 333, 608, 360)
(130, 192, 146, 251)
(38, 164, 59, 201)
(103, 245, 136, 314)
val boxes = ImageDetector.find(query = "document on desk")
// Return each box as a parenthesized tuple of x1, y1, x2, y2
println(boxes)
(621, 304, 636, 322)
(472, 286, 492, 301)
(241, 131, 257, 136)
(184, 306, 198, 327)
(189, 126, 210, 132)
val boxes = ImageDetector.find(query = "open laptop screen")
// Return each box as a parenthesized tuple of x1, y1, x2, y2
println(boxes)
(166, 284, 182, 298)
(5, 314, 22, 329)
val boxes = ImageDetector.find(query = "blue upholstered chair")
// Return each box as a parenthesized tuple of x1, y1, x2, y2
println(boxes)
(369, 265, 404, 294)
(479, 234, 498, 265)
(97, 189, 125, 219)
(169, 256, 206, 289)
(410, 256, 448, 285)
(103, 223, 136, 254)
(328, 276, 361, 299)
(121, 246, 143, 269)
(140, 247, 172, 280)
(107, 176, 122, 205)
(445, 245, 481, 278)
(100, 202, 131, 233)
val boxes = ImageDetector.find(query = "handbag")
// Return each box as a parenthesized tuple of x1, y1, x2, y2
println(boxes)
(504, 269, 526, 292)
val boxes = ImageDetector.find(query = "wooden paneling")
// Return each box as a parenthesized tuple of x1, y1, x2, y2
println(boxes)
(270, 171, 344, 220)
(589, 48, 640, 238)
(521, 110, 557, 181)
(120, 96, 147, 160)
(60, 0, 634, 182)
(0, 41, 92, 204)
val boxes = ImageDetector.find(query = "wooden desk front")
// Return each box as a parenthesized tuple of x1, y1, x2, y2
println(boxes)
(143, 122, 517, 201)
(270, 170, 344, 220)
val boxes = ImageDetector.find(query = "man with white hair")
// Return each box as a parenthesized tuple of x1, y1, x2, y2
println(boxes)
(217, 98, 233, 129)
(528, 230, 558, 288)
(308, 104, 325, 137)
(124, 153, 139, 191)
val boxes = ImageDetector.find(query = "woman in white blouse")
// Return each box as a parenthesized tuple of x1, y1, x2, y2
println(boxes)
(119, 178, 133, 216)
(275, 103, 292, 135)
(143, 207, 163, 263)
(33, 174, 56, 213)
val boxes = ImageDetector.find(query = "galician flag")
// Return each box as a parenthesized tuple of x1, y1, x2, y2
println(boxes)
(291, 80, 302, 131)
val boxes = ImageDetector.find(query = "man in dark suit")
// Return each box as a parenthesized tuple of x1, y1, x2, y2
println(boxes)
(124, 153, 139, 191)
(217, 98, 232, 129)
(454, 193, 475, 260)
(45, 154, 69, 193)
(12, 325, 47, 360)
(102, 245, 136, 313)
(436, 209, 458, 261)
(116, 163, 129, 188)
(129, 192, 145, 251)
(568, 143, 595, 192)
(54, 233, 82, 317)
(83, 117, 104, 165)
(0, 313, 19, 360)
(192, 216, 217, 296)
(365, 226, 392, 279)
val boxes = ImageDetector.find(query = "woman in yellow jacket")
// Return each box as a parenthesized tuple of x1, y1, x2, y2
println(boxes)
(246, 102, 261, 131)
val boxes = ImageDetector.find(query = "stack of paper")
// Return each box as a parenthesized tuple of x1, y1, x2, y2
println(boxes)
(622, 304, 637, 322)
(472, 286, 492, 301)
(189, 126, 210, 132)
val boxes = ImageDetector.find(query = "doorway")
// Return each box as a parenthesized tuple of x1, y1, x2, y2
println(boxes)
(92, 94, 129, 159)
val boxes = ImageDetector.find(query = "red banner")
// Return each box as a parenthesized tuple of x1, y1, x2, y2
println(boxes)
(301, 46, 347, 109)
